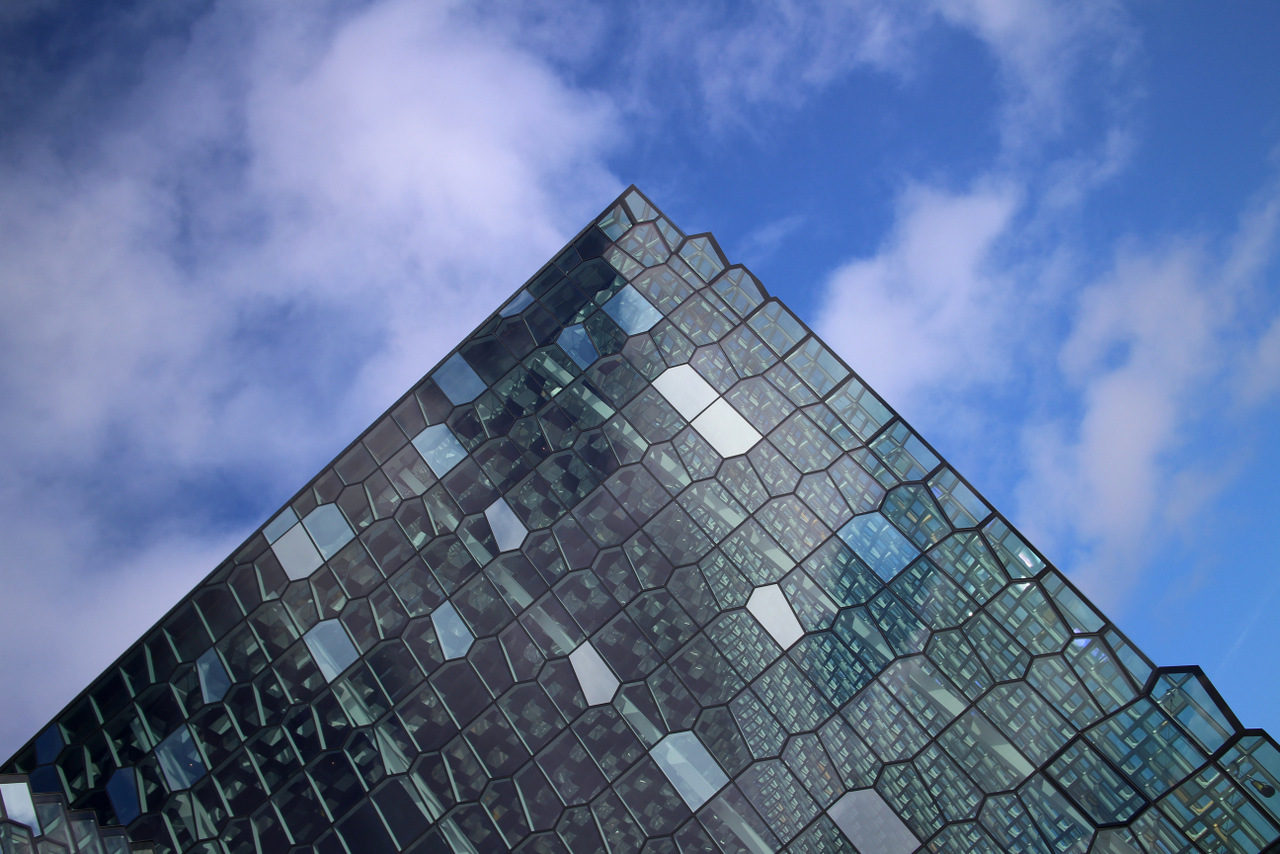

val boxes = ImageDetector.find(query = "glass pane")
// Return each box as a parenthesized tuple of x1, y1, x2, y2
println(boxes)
(411, 424, 468, 477)
(263, 507, 297, 544)
(303, 619, 359, 682)
(433, 352, 487, 404)
(272, 522, 324, 580)
(828, 788, 920, 854)
(302, 504, 355, 560)
(569, 642, 619, 706)
(155, 725, 206, 791)
(652, 365, 718, 420)
(484, 498, 527, 552)
(604, 285, 663, 334)
(692, 399, 762, 457)
(838, 514, 920, 581)
(745, 584, 803, 649)
(431, 601, 475, 660)
(557, 324, 599, 369)
(196, 648, 231, 703)
(0, 782, 39, 832)
(650, 731, 728, 810)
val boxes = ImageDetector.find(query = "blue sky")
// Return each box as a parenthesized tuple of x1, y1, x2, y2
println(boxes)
(0, 0, 1278, 760)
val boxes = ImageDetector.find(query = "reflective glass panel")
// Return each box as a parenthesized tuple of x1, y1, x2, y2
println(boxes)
(569, 642, 619, 706)
(272, 521, 324, 580)
(604, 285, 663, 334)
(412, 424, 468, 477)
(155, 724, 206, 791)
(303, 619, 359, 681)
(650, 731, 729, 810)
(432, 601, 475, 660)
(433, 352, 488, 404)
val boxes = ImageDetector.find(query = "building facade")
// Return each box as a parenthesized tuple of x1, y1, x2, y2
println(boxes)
(3, 188, 1279, 854)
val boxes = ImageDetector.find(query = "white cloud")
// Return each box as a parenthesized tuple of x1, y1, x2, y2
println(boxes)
(1016, 187, 1280, 611)
(0, 0, 622, 758)
(815, 179, 1022, 413)
(928, 0, 1137, 156)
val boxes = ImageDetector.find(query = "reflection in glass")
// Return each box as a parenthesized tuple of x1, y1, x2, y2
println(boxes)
(828, 789, 919, 854)
(746, 584, 803, 649)
(652, 364, 718, 420)
(0, 781, 39, 832)
(412, 424, 468, 477)
(155, 725, 206, 791)
(303, 619, 359, 682)
(106, 767, 140, 825)
(651, 731, 729, 810)
(271, 521, 324, 580)
(196, 648, 231, 703)
(263, 507, 297, 543)
(604, 285, 663, 334)
(692, 399, 762, 457)
(500, 289, 534, 317)
(302, 503, 354, 559)
(569, 642, 619, 706)
(557, 324, 599, 370)
(432, 601, 475, 660)
(484, 498, 527, 552)
(433, 352, 488, 404)
(838, 513, 920, 581)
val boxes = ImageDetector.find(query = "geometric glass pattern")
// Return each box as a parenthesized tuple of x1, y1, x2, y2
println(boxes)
(3, 187, 1279, 854)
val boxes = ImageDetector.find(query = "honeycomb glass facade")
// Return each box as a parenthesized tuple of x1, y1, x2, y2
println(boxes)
(4, 187, 1279, 854)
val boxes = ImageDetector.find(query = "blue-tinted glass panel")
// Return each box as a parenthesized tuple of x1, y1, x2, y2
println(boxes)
(106, 768, 140, 825)
(263, 507, 297, 543)
(412, 424, 468, 477)
(433, 352, 487, 404)
(155, 725, 206, 791)
(432, 601, 475, 660)
(302, 503, 354, 559)
(196, 648, 231, 703)
(838, 514, 920, 581)
(604, 285, 663, 334)
(557, 324, 599, 369)
(303, 619, 359, 682)
(651, 731, 729, 810)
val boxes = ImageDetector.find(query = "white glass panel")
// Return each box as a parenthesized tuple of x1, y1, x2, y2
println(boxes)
(412, 424, 468, 477)
(653, 364, 718, 420)
(0, 781, 39, 833)
(569, 642, 619, 706)
(304, 619, 359, 682)
(484, 498, 527, 552)
(746, 584, 803, 649)
(828, 789, 919, 854)
(272, 522, 323, 580)
(691, 399, 761, 457)
(302, 503, 354, 559)
(651, 731, 729, 810)
(432, 601, 474, 660)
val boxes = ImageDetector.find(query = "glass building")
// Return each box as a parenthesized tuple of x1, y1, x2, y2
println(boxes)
(3, 188, 1279, 854)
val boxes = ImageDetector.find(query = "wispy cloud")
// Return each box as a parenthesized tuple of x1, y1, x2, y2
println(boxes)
(0, 0, 622, 757)
(1016, 183, 1280, 610)
(928, 0, 1138, 157)
(815, 179, 1022, 413)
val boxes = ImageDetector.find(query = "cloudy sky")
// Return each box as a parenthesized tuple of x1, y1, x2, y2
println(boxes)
(1, 0, 1278, 759)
